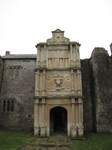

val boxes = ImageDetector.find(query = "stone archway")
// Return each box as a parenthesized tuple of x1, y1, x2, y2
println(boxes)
(50, 106, 67, 134)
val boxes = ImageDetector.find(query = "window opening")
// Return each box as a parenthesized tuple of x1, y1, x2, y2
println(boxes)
(2, 100, 15, 112)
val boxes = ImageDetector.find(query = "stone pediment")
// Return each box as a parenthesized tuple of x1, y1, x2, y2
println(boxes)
(52, 29, 64, 33)
(47, 29, 70, 44)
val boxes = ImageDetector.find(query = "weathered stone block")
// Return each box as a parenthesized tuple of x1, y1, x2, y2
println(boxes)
(70, 125, 77, 138)
(78, 125, 84, 138)
(40, 127, 47, 137)
(34, 127, 40, 137)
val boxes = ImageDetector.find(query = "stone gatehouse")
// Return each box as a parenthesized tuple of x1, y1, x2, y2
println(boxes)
(34, 29, 83, 137)
(0, 29, 112, 138)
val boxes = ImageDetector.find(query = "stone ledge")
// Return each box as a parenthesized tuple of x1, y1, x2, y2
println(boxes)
(34, 67, 81, 71)
(34, 95, 83, 100)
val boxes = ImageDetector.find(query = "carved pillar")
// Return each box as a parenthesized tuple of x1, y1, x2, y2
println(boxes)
(78, 98, 83, 124)
(70, 44, 73, 67)
(42, 70, 46, 96)
(57, 49, 59, 66)
(37, 46, 41, 67)
(74, 71, 77, 95)
(35, 70, 40, 96)
(40, 99, 46, 137)
(71, 98, 75, 124)
(77, 70, 82, 96)
(71, 70, 74, 95)
(76, 44, 80, 67)
(43, 45, 46, 67)
(34, 99, 40, 136)
(70, 98, 77, 138)
(46, 46, 48, 67)
(78, 98, 83, 137)
(75, 98, 78, 128)
(74, 46, 76, 67)
(41, 99, 45, 126)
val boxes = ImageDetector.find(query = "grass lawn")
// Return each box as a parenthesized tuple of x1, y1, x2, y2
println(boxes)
(0, 130, 112, 150)
(71, 132, 112, 150)
(0, 130, 34, 150)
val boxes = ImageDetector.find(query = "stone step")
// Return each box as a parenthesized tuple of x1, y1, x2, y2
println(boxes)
(21, 135, 72, 150)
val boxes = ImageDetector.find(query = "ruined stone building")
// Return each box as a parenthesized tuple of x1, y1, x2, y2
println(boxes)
(0, 29, 112, 138)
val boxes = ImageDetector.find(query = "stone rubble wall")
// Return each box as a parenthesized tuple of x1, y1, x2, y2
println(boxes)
(0, 57, 4, 96)
(81, 59, 93, 131)
(90, 48, 112, 132)
(0, 58, 36, 130)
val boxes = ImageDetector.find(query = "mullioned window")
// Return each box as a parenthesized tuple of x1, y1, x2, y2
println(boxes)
(2, 100, 15, 112)
(8, 66, 22, 78)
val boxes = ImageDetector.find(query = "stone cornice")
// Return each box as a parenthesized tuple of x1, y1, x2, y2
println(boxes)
(34, 95, 83, 100)
(70, 42, 81, 46)
(35, 42, 81, 48)
(35, 43, 46, 48)
(34, 67, 81, 72)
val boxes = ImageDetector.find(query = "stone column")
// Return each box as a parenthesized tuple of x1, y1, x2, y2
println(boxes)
(75, 99, 78, 126)
(42, 70, 46, 96)
(70, 98, 77, 138)
(43, 45, 46, 67)
(46, 46, 48, 67)
(77, 70, 82, 96)
(37, 46, 41, 67)
(34, 99, 40, 136)
(74, 46, 76, 67)
(78, 98, 83, 124)
(71, 70, 74, 95)
(58, 49, 59, 66)
(40, 99, 46, 137)
(71, 98, 75, 124)
(70, 44, 73, 67)
(41, 99, 45, 126)
(74, 71, 77, 95)
(76, 44, 80, 67)
(35, 70, 40, 96)
(78, 98, 83, 137)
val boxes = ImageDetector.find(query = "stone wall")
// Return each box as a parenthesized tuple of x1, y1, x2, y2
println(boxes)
(0, 58, 36, 130)
(90, 48, 112, 132)
(0, 57, 4, 96)
(81, 59, 93, 131)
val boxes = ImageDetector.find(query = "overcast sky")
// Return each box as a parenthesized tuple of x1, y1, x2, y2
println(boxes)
(0, 0, 112, 59)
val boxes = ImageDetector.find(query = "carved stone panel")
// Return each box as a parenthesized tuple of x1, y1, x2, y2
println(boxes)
(46, 71, 71, 92)
(48, 50, 69, 68)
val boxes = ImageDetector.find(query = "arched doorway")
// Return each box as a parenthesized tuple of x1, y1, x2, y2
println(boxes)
(50, 106, 67, 134)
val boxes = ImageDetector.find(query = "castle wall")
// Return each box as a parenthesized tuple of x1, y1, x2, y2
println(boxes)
(0, 58, 36, 130)
(0, 49, 112, 133)
(90, 48, 112, 132)
(0, 57, 4, 96)
(81, 59, 93, 131)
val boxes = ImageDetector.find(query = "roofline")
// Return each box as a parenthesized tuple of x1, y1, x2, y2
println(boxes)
(1, 54, 37, 60)
(2, 57, 36, 60)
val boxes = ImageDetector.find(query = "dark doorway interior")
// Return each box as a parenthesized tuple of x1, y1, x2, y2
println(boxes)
(50, 106, 67, 134)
